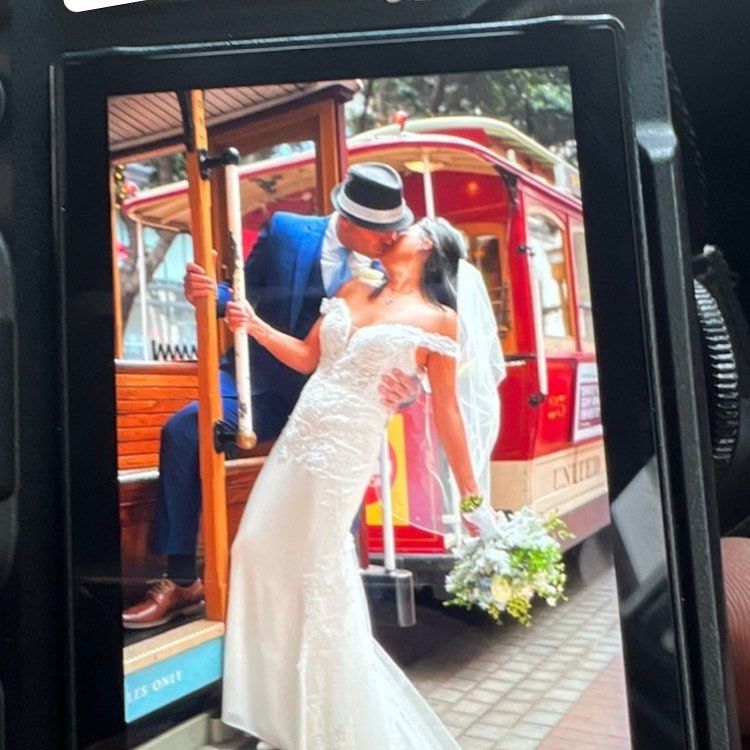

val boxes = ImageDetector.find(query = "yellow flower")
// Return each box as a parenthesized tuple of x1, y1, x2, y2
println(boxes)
(490, 575, 512, 606)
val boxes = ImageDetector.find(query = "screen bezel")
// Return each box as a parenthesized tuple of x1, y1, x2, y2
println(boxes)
(53, 18, 702, 749)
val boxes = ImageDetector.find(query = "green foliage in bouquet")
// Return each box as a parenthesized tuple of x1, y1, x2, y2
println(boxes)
(444, 508, 574, 626)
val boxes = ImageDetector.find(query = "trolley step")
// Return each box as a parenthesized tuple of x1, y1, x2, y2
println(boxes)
(132, 711, 257, 750)
(124, 620, 224, 724)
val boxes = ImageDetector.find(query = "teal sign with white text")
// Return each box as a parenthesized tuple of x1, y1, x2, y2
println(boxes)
(124, 637, 223, 723)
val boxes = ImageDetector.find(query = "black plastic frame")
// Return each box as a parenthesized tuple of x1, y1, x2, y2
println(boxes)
(50, 16, 736, 750)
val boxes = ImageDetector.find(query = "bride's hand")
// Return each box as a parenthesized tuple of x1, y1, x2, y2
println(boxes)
(461, 515, 481, 537)
(226, 298, 267, 339)
(461, 500, 499, 539)
(225, 298, 251, 333)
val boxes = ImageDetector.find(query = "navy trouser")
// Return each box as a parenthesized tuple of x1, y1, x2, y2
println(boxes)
(152, 373, 360, 556)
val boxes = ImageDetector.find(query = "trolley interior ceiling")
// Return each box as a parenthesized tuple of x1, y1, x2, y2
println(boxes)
(108, 80, 360, 160)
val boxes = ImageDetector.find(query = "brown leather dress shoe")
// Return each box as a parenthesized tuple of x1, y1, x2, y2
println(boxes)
(122, 577, 205, 630)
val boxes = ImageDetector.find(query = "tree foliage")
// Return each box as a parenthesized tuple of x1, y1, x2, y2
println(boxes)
(349, 69, 575, 152)
(145, 152, 187, 187)
(118, 213, 176, 326)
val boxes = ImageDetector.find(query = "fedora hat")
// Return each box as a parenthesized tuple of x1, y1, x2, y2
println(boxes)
(331, 163, 414, 232)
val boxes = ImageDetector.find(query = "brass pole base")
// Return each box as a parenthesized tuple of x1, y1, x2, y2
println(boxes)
(236, 431, 258, 450)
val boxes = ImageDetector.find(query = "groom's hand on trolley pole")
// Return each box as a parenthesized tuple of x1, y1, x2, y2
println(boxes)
(379, 368, 422, 412)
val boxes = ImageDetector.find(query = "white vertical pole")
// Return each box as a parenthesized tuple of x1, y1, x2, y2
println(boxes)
(379, 432, 396, 572)
(225, 155, 256, 449)
(135, 220, 150, 361)
(422, 153, 436, 219)
(421, 153, 463, 545)
(527, 249, 549, 396)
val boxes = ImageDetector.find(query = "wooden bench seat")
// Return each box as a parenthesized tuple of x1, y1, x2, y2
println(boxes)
(116, 360, 200, 471)
(115, 360, 267, 586)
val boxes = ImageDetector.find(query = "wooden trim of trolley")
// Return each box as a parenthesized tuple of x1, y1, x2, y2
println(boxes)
(122, 131, 583, 221)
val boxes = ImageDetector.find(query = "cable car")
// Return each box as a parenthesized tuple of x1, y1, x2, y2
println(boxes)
(117, 102, 607, 595)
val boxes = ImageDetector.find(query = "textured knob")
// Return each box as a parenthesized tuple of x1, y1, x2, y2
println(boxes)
(693, 279, 741, 465)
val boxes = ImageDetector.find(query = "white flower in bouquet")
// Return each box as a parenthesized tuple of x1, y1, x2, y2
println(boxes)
(444, 507, 574, 626)
(489, 575, 513, 606)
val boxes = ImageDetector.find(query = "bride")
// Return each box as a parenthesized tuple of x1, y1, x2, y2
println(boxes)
(221, 217, 498, 750)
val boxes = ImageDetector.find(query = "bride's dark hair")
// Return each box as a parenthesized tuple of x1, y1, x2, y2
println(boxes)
(418, 217, 466, 311)
(370, 216, 466, 310)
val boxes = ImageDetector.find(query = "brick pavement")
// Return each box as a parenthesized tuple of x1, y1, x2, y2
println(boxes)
(404, 566, 629, 749)
(537, 655, 630, 750)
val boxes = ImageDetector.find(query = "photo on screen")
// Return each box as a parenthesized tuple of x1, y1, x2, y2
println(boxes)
(108, 69, 629, 749)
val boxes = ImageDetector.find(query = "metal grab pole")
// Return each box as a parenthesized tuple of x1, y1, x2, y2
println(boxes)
(224, 149, 256, 449)
(379, 430, 396, 573)
(423, 154, 466, 541)
(526, 247, 549, 397)
(135, 220, 149, 361)
(422, 153, 436, 219)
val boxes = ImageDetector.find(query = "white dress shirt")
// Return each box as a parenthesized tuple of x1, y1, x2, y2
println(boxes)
(319, 213, 376, 295)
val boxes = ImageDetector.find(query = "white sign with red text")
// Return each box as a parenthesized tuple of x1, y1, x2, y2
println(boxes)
(573, 361, 603, 442)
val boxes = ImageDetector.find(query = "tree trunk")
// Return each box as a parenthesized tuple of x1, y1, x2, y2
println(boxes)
(119, 213, 176, 328)
(429, 76, 447, 114)
(358, 79, 375, 133)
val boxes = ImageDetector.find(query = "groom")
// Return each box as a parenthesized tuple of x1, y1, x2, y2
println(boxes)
(123, 163, 419, 629)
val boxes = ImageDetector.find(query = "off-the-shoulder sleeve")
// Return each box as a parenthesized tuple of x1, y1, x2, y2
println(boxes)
(420, 332, 460, 358)
(320, 296, 347, 317)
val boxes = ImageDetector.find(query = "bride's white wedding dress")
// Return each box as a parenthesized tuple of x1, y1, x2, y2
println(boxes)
(222, 296, 462, 750)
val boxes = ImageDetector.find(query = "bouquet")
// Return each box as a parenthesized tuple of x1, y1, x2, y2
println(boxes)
(444, 498, 573, 626)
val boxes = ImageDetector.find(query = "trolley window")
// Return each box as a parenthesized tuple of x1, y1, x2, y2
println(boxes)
(572, 224, 595, 351)
(527, 209, 576, 349)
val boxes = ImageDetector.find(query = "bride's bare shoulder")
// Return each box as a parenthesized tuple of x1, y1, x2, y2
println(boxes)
(428, 305, 458, 341)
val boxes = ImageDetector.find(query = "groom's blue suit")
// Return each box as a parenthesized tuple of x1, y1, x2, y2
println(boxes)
(154, 212, 339, 556)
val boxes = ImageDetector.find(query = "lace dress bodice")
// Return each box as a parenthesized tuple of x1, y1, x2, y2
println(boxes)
(275, 296, 459, 484)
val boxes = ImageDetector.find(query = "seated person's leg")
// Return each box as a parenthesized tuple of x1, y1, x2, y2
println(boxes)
(154, 402, 202, 575)
(123, 389, 250, 628)
(123, 401, 205, 629)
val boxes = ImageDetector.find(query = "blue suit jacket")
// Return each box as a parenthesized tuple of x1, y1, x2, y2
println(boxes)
(217, 212, 328, 402)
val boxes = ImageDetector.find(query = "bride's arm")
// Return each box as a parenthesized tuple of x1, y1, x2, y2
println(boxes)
(226, 298, 321, 374)
(424, 314, 478, 500)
